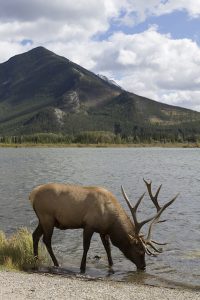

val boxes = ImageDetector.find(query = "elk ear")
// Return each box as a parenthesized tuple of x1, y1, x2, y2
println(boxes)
(128, 234, 138, 244)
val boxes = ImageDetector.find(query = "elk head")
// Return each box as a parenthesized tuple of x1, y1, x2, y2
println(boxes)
(121, 179, 178, 270)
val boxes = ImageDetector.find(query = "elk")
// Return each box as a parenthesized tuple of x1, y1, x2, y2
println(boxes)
(29, 179, 178, 272)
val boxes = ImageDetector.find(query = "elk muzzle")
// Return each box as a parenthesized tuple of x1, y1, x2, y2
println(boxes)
(137, 263, 146, 271)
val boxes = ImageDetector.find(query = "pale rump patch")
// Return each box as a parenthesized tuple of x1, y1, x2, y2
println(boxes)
(29, 184, 44, 207)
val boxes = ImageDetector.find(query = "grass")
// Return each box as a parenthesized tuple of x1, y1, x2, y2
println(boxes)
(0, 227, 50, 271)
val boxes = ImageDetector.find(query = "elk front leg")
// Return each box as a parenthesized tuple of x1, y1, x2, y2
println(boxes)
(80, 227, 94, 273)
(100, 234, 113, 267)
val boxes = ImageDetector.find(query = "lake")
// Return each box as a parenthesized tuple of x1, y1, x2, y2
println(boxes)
(0, 147, 199, 289)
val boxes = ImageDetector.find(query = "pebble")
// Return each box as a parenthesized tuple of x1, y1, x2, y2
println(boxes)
(0, 270, 199, 300)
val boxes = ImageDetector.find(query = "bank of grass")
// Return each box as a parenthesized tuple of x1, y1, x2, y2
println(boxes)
(0, 227, 50, 271)
(0, 142, 199, 148)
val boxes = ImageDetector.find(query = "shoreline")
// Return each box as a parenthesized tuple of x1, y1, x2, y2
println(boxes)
(0, 270, 199, 300)
(0, 142, 199, 148)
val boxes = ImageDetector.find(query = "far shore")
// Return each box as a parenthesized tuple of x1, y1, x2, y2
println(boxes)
(0, 270, 199, 300)
(0, 142, 199, 148)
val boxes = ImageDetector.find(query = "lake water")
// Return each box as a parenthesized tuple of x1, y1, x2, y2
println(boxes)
(0, 147, 199, 289)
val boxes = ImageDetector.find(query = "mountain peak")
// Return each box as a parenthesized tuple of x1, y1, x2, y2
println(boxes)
(27, 46, 53, 55)
(5, 46, 55, 65)
(22, 46, 56, 59)
(0, 47, 199, 139)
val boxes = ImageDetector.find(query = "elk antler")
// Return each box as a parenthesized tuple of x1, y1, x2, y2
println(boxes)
(121, 186, 154, 234)
(140, 193, 179, 256)
(143, 178, 168, 223)
(121, 180, 179, 256)
(143, 178, 162, 212)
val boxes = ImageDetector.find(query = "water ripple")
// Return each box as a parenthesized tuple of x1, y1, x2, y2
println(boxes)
(0, 147, 200, 288)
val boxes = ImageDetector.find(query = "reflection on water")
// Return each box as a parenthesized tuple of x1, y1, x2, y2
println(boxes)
(0, 147, 199, 289)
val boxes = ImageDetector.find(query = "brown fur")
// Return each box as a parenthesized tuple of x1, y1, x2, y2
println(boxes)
(30, 183, 146, 272)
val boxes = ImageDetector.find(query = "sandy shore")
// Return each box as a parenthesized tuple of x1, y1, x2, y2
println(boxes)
(0, 142, 199, 148)
(0, 271, 199, 300)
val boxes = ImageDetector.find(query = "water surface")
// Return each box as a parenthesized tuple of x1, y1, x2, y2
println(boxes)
(0, 147, 199, 289)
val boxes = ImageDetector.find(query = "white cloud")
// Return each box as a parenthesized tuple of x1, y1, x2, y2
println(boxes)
(0, 0, 108, 22)
(161, 91, 200, 112)
(0, 40, 32, 63)
(90, 27, 200, 111)
(156, 0, 200, 18)
(117, 49, 138, 66)
(116, 0, 200, 25)
(0, 0, 120, 50)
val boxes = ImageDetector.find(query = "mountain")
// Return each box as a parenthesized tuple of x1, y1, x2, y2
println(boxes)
(0, 46, 200, 141)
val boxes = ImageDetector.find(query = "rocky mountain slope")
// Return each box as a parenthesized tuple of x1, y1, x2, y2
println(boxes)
(0, 47, 199, 139)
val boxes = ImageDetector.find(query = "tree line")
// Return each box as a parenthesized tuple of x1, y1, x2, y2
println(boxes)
(0, 126, 199, 145)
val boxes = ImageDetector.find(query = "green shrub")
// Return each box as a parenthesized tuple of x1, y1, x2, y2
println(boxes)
(0, 227, 50, 270)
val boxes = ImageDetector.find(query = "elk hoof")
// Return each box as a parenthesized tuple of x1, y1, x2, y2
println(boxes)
(80, 267, 86, 274)
(108, 267, 115, 275)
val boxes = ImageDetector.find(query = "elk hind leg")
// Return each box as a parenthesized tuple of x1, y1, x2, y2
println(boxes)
(32, 223, 43, 259)
(41, 220, 59, 267)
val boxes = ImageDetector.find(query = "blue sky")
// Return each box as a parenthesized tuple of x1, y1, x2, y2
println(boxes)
(0, 0, 200, 111)
(96, 10, 200, 43)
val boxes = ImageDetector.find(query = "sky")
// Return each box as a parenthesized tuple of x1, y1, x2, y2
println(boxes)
(0, 0, 200, 111)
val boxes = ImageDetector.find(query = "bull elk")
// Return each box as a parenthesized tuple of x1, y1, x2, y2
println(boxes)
(29, 179, 178, 272)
